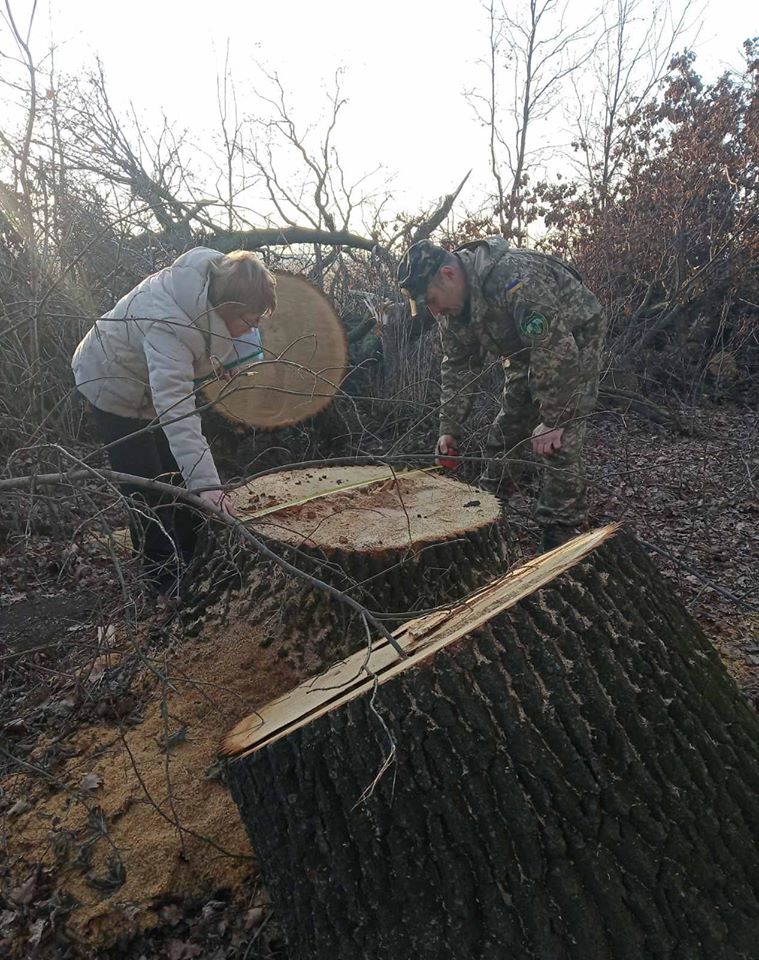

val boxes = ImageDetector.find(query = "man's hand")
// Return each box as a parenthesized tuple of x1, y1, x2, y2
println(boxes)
(531, 423, 564, 457)
(435, 434, 459, 470)
(198, 489, 238, 517)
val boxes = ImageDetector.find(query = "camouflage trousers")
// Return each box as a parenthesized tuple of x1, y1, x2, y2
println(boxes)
(484, 324, 604, 527)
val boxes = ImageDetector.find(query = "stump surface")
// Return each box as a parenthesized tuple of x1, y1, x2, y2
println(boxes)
(188, 467, 508, 674)
(230, 465, 501, 554)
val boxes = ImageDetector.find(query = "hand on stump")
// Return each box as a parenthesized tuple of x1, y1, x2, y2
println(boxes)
(199, 489, 238, 517)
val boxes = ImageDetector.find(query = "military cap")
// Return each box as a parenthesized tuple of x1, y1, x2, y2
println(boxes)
(397, 240, 447, 317)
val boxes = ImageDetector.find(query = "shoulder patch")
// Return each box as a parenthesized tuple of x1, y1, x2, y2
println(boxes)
(520, 311, 549, 338)
(504, 279, 524, 297)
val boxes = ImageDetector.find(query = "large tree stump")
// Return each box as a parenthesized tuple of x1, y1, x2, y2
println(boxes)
(221, 527, 759, 960)
(186, 466, 507, 671)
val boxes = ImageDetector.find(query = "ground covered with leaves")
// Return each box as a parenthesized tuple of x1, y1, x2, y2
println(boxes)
(0, 401, 757, 960)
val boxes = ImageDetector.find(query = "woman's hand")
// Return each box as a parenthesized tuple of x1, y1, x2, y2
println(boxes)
(198, 489, 239, 517)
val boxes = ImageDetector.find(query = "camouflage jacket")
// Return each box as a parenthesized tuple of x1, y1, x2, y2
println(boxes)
(438, 237, 606, 436)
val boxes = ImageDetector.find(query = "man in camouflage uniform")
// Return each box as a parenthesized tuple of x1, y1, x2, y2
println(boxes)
(397, 237, 606, 552)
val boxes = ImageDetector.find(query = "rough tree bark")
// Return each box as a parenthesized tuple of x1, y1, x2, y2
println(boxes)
(222, 527, 759, 960)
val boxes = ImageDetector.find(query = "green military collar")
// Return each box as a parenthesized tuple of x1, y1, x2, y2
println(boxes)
(454, 236, 510, 259)
(453, 237, 511, 324)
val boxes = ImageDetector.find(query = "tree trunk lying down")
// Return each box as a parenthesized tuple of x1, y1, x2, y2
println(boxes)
(222, 527, 759, 960)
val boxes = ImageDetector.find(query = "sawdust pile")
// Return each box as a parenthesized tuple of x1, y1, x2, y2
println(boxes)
(3, 617, 300, 949)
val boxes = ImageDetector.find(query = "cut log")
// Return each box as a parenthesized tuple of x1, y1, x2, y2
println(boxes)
(201, 271, 348, 430)
(186, 466, 508, 672)
(222, 527, 759, 960)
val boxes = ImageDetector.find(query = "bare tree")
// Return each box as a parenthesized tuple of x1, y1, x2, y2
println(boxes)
(57, 62, 223, 237)
(243, 67, 383, 285)
(212, 43, 262, 233)
(467, 0, 600, 243)
(1, 0, 43, 414)
(569, 0, 696, 207)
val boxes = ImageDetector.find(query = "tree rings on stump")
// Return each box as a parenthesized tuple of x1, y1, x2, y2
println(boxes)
(185, 466, 508, 674)
(233, 464, 501, 551)
(222, 526, 759, 960)
(230, 464, 507, 614)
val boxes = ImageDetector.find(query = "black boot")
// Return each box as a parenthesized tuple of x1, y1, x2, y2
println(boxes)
(538, 524, 581, 555)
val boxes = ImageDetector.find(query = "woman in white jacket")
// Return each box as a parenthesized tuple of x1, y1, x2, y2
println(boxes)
(72, 247, 276, 595)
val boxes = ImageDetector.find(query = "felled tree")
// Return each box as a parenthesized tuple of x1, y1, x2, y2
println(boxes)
(223, 527, 759, 960)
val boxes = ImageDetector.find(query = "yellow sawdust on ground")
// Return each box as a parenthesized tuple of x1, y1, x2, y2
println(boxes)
(3, 617, 300, 948)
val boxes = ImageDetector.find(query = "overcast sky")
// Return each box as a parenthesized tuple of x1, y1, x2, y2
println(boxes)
(2, 0, 753, 226)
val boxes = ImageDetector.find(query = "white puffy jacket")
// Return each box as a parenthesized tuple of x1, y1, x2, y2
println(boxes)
(72, 247, 234, 490)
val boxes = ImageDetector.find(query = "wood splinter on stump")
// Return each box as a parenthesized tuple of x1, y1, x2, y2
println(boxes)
(190, 466, 508, 670)
(222, 526, 759, 960)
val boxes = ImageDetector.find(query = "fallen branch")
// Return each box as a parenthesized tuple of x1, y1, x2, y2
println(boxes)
(410, 171, 472, 243)
(208, 227, 391, 259)
(207, 171, 470, 261)
(599, 386, 690, 434)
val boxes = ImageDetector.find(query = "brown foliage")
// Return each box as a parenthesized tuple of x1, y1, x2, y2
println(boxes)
(535, 43, 759, 390)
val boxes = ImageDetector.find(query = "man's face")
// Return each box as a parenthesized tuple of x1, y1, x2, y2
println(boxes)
(425, 265, 468, 319)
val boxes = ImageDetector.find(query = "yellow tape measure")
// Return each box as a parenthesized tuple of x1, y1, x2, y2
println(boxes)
(239, 467, 439, 521)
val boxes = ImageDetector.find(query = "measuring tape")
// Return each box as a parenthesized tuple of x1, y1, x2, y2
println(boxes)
(239, 466, 439, 521)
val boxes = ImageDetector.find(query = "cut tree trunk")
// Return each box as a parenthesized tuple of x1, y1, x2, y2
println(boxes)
(185, 466, 508, 673)
(222, 527, 759, 960)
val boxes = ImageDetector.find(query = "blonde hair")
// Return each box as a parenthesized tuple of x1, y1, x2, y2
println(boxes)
(208, 250, 277, 315)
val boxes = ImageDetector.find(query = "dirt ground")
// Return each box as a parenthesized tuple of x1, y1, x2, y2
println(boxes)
(1, 402, 757, 959)
(1, 619, 299, 956)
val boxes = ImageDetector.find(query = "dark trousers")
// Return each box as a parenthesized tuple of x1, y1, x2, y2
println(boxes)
(91, 406, 200, 592)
